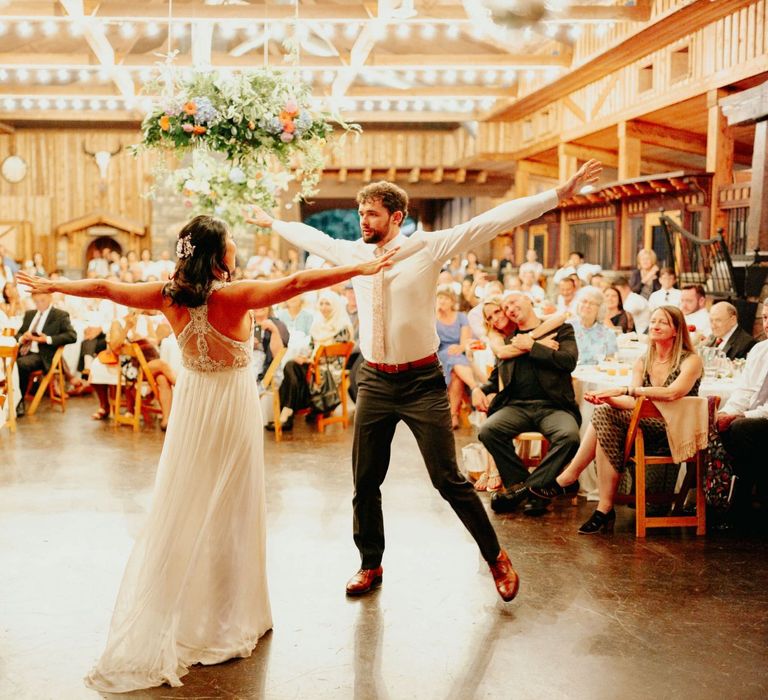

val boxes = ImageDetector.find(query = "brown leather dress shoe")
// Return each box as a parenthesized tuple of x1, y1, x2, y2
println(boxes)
(489, 549, 520, 602)
(345, 567, 383, 596)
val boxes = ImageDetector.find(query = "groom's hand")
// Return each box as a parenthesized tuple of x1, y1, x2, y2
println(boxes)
(245, 205, 274, 229)
(556, 159, 602, 201)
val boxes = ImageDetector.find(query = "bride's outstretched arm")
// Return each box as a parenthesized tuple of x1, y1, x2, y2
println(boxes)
(16, 272, 166, 310)
(226, 248, 398, 310)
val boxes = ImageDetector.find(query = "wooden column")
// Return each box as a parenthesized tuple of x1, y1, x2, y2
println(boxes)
(618, 121, 641, 180)
(557, 142, 578, 182)
(747, 120, 768, 250)
(706, 89, 734, 239)
(514, 168, 530, 262)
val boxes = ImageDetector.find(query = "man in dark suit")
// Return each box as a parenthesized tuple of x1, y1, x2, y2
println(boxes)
(705, 301, 756, 360)
(473, 293, 580, 516)
(15, 290, 77, 416)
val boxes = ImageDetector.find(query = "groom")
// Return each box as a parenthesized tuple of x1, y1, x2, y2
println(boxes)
(248, 159, 601, 601)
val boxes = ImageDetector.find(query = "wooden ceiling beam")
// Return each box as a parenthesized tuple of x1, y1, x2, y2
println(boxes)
(562, 143, 619, 168)
(365, 53, 570, 68)
(554, 1, 652, 22)
(489, 0, 751, 122)
(0, 121, 15, 134)
(626, 120, 708, 155)
(59, 0, 135, 98)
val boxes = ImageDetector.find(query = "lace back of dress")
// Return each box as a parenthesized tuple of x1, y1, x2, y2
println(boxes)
(177, 287, 251, 372)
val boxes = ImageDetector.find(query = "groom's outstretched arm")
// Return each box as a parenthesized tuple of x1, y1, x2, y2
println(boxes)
(246, 206, 358, 266)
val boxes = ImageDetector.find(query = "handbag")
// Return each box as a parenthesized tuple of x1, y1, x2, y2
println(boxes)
(309, 355, 341, 414)
(96, 348, 119, 365)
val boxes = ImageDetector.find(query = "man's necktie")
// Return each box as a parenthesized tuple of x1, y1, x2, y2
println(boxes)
(19, 313, 42, 356)
(715, 337, 723, 347)
(749, 369, 768, 410)
(371, 248, 386, 362)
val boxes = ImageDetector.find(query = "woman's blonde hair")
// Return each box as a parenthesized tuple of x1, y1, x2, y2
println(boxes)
(481, 295, 505, 335)
(644, 305, 694, 375)
(637, 248, 658, 266)
(436, 285, 458, 307)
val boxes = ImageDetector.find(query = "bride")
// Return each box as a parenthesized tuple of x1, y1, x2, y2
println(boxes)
(17, 215, 396, 692)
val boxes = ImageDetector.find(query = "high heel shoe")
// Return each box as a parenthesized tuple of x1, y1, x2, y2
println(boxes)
(529, 480, 578, 500)
(578, 508, 615, 535)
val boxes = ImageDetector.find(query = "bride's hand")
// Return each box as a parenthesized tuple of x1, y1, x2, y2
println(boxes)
(15, 271, 56, 294)
(356, 247, 399, 276)
(244, 205, 274, 229)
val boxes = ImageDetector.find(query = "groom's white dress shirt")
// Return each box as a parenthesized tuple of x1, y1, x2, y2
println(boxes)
(272, 189, 558, 364)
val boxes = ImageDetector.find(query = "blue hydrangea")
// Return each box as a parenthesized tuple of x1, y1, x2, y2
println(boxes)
(295, 111, 312, 129)
(264, 117, 283, 135)
(194, 97, 218, 124)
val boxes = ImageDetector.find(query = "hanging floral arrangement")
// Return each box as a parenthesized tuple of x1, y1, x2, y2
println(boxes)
(137, 69, 359, 226)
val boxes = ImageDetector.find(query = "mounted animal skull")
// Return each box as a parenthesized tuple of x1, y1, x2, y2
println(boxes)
(82, 143, 122, 180)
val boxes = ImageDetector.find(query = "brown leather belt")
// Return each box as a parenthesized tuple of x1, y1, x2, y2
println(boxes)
(366, 353, 438, 374)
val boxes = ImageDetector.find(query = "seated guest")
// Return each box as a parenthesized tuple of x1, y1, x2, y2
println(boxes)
(629, 248, 660, 299)
(437, 270, 462, 297)
(1, 281, 26, 320)
(252, 306, 290, 384)
(268, 290, 352, 431)
(716, 299, 768, 528)
(485, 295, 565, 361)
(603, 284, 635, 333)
(473, 293, 580, 517)
(276, 294, 313, 338)
(681, 284, 711, 340)
(571, 287, 618, 364)
(648, 267, 681, 310)
(530, 307, 703, 532)
(467, 280, 503, 339)
(554, 251, 601, 284)
(436, 288, 479, 430)
(613, 276, 649, 333)
(520, 269, 546, 303)
(518, 248, 543, 281)
(497, 244, 515, 281)
(590, 272, 607, 290)
(458, 274, 477, 312)
(14, 290, 77, 417)
(555, 275, 579, 316)
(88, 313, 176, 428)
(704, 301, 756, 360)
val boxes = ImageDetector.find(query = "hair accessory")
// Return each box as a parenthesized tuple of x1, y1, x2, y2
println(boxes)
(176, 235, 195, 259)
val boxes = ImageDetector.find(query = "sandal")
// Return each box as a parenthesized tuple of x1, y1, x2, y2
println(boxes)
(91, 408, 109, 421)
(474, 472, 489, 491)
(487, 473, 503, 492)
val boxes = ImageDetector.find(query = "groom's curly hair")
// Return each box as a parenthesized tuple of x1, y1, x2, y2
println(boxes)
(357, 181, 408, 218)
(163, 215, 231, 308)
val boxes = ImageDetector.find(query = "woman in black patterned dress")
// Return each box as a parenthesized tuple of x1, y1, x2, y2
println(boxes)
(530, 306, 703, 533)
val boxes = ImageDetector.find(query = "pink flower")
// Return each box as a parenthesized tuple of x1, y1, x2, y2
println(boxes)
(182, 123, 194, 133)
(280, 132, 294, 143)
(284, 98, 298, 115)
(184, 199, 193, 208)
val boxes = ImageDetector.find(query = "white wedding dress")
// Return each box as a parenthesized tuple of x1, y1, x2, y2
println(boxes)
(85, 286, 272, 692)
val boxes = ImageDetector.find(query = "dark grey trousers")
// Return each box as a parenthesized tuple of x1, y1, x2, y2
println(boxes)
(478, 400, 580, 489)
(352, 361, 501, 569)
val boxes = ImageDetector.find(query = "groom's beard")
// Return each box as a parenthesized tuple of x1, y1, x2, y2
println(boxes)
(361, 227, 386, 244)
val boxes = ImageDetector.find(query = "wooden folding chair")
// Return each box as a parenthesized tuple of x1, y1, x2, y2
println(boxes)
(26, 345, 67, 416)
(0, 343, 19, 433)
(112, 342, 163, 431)
(617, 396, 707, 537)
(311, 342, 354, 433)
(260, 347, 286, 442)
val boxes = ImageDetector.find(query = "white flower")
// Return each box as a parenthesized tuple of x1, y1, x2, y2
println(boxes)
(176, 235, 195, 259)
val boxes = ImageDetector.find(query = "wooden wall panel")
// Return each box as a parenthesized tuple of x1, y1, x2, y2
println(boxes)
(0, 126, 154, 265)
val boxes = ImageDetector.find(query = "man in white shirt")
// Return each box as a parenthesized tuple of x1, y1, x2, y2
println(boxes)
(613, 276, 650, 333)
(553, 251, 601, 284)
(555, 276, 579, 316)
(249, 159, 602, 602)
(647, 267, 682, 310)
(716, 298, 768, 527)
(680, 284, 711, 339)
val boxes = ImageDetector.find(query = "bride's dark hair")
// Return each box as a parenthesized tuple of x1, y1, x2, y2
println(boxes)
(162, 215, 231, 308)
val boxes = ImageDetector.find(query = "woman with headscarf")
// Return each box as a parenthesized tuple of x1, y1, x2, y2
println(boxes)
(268, 290, 353, 431)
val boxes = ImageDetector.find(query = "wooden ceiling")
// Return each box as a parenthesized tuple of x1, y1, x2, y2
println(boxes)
(0, 0, 648, 124)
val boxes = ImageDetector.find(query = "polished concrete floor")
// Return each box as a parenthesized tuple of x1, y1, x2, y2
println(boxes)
(1, 398, 767, 700)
